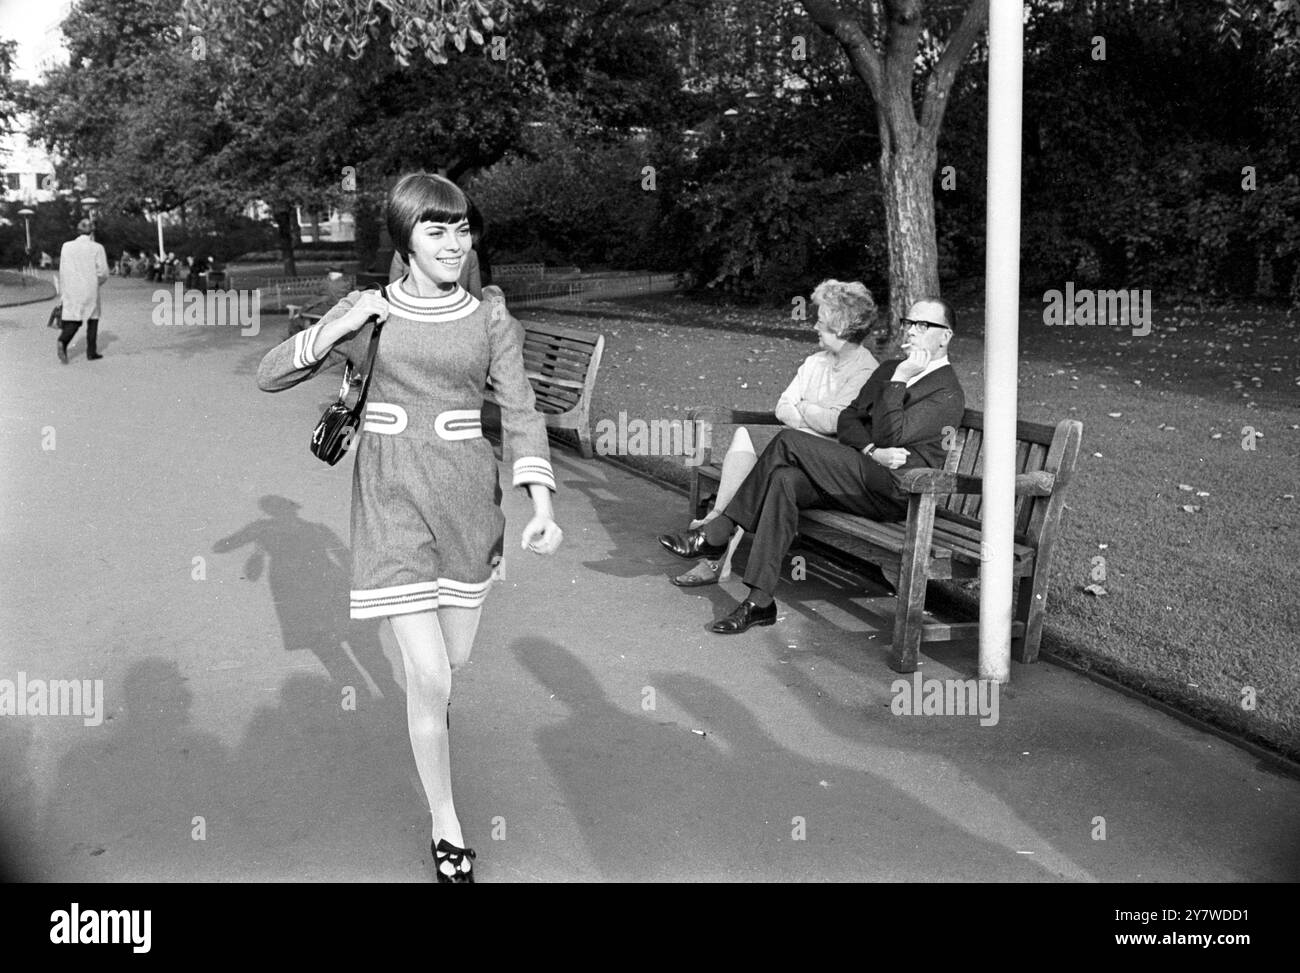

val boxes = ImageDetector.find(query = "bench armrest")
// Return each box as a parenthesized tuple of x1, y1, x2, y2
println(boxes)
(684, 407, 781, 426)
(897, 468, 1056, 497)
(683, 408, 782, 469)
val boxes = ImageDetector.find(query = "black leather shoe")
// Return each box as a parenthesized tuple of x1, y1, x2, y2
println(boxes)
(433, 838, 476, 883)
(57, 343, 68, 364)
(87, 353, 103, 360)
(709, 599, 777, 634)
(658, 528, 727, 560)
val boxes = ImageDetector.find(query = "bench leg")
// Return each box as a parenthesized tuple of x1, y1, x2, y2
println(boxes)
(887, 494, 937, 673)
(888, 566, 928, 673)
(1012, 572, 1048, 664)
(575, 421, 595, 459)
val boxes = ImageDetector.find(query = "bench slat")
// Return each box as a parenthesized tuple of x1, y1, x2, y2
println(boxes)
(523, 355, 592, 383)
(522, 326, 601, 350)
(522, 334, 600, 359)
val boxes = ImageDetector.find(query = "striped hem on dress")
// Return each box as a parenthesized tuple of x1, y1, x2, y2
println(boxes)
(349, 577, 492, 619)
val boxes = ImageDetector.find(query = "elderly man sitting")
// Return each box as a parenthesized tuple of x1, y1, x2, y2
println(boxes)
(658, 298, 965, 634)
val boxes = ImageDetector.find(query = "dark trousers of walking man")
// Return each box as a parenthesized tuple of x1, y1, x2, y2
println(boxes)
(725, 429, 907, 597)
(57, 318, 99, 360)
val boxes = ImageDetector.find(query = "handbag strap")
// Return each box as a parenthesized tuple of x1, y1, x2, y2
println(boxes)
(350, 281, 387, 412)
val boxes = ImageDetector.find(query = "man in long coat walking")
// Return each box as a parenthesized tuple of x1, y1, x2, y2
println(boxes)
(56, 219, 110, 363)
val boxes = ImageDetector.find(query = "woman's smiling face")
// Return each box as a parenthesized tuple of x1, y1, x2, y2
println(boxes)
(408, 219, 471, 287)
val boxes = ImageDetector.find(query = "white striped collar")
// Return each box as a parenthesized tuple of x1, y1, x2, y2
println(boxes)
(383, 276, 480, 322)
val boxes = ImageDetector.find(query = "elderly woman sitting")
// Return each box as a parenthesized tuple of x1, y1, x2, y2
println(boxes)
(670, 279, 879, 587)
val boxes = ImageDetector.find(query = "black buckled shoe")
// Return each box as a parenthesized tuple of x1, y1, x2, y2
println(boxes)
(709, 599, 777, 634)
(658, 528, 727, 560)
(433, 838, 476, 884)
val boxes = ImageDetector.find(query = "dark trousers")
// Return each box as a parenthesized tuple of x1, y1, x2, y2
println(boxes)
(59, 318, 99, 356)
(723, 428, 908, 598)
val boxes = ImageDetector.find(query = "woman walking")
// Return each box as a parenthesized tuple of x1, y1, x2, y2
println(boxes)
(257, 172, 562, 882)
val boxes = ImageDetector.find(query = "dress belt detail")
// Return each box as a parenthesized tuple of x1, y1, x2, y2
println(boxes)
(361, 404, 482, 440)
(434, 408, 483, 440)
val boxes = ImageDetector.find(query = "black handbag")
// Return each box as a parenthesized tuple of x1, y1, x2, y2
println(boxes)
(310, 286, 386, 466)
(47, 303, 62, 329)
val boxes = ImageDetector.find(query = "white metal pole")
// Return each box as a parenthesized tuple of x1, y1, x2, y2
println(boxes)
(157, 212, 166, 259)
(979, 0, 1023, 684)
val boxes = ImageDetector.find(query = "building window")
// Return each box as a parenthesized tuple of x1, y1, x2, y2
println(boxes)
(4, 173, 21, 190)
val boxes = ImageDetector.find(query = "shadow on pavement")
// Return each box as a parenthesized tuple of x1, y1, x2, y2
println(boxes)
(511, 634, 1057, 881)
(39, 658, 231, 880)
(212, 495, 401, 701)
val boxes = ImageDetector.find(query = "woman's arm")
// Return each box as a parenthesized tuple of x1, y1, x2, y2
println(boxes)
(799, 358, 877, 435)
(256, 290, 380, 392)
(775, 357, 815, 429)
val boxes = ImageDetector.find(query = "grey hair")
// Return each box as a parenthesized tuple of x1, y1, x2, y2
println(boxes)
(811, 279, 877, 343)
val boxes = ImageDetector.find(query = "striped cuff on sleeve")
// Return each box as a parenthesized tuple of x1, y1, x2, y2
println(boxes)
(512, 456, 556, 492)
(292, 322, 326, 369)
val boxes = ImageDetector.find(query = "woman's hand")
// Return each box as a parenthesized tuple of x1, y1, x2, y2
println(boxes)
(871, 446, 910, 469)
(522, 515, 563, 555)
(340, 290, 390, 334)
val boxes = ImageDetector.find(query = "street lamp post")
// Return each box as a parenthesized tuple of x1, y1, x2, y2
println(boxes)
(18, 208, 34, 251)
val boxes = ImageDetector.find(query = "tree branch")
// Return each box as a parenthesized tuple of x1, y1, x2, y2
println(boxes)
(801, 0, 886, 105)
(919, 0, 987, 138)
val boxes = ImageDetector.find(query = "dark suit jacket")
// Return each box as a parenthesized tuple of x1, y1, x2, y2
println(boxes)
(836, 360, 965, 471)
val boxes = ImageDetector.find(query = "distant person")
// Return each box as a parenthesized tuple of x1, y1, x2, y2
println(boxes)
(56, 219, 110, 364)
(323, 266, 351, 302)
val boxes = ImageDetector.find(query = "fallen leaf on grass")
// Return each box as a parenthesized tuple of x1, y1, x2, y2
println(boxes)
(1083, 584, 1108, 596)
(1108, 412, 1122, 418)
(1181, 505, 1201, 513)
(1178, 484, 1193, 492)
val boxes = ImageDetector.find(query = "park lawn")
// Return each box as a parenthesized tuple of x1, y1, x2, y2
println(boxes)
(519, 293, 1300, 760)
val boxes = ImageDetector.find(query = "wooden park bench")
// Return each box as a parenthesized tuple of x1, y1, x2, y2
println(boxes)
(686, 408, 1083, 672)
(484, 320, 605, 458)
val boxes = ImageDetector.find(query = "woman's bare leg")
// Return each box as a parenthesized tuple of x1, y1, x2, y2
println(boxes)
(680, 427, 755, 581)
(387, 610, 463, 851)
(691, 427, 757, 527)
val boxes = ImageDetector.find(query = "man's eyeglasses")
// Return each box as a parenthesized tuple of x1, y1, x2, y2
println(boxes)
(899, 318, 950, 333)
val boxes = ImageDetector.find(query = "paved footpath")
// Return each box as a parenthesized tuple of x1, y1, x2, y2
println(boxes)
(1, 278, 1297, 882)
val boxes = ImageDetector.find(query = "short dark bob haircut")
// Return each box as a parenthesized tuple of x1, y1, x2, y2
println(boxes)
(387, 172, 469, 262)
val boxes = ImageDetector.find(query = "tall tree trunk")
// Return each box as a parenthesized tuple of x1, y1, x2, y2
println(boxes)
(803, 0, 988, 352)
(275, 208, 297, 277)
(880, 136, 941, 354)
